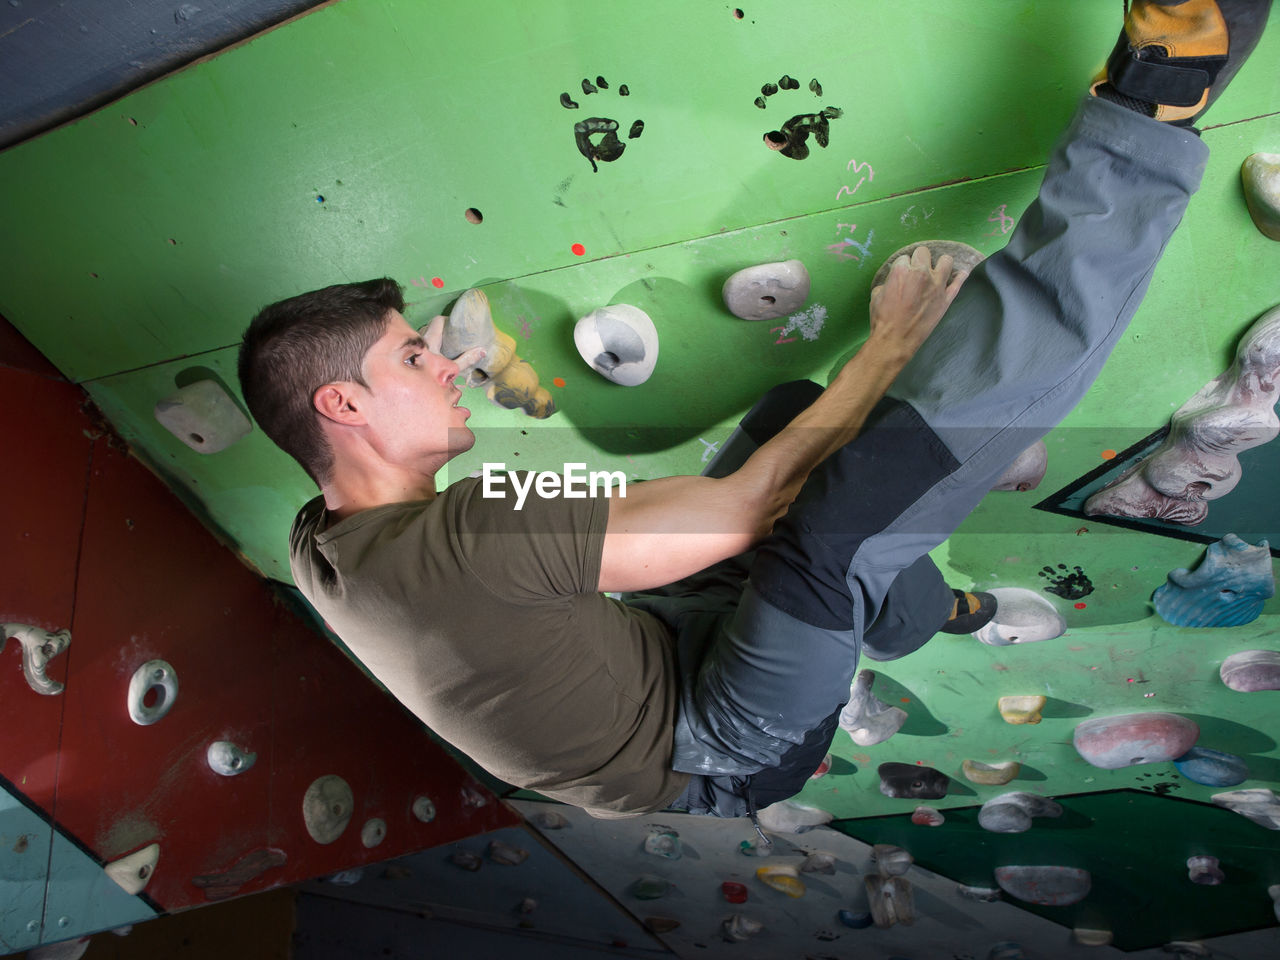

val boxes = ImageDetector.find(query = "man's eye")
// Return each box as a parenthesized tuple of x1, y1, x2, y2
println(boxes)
(405, 353, 422, 367)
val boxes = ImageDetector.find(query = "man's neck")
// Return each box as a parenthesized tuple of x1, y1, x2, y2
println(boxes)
(320, 469, 438, 523)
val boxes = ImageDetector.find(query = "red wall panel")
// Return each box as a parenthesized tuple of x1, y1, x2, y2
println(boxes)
(0, 366, 92, 810)
(55, 439, 279, 909)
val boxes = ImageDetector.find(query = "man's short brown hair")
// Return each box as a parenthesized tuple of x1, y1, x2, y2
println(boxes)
(238, 278, 405, 484)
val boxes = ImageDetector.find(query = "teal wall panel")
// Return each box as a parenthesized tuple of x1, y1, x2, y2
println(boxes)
(0, 787, 52, 953)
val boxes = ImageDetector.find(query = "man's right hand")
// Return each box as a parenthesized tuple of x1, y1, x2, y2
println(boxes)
(867, 245, 967, 365)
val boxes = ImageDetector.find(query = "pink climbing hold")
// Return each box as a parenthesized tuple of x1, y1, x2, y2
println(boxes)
(911, 806, 945, 826)
(1072, 712, 1199, 769)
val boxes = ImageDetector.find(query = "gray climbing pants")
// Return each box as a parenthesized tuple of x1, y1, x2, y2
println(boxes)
(627, 96, 1208, 816)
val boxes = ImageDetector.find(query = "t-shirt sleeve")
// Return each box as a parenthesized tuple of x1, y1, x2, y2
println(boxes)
(445, 474, 609, 601)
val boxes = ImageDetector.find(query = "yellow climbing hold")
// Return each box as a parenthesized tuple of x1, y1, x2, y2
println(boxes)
(998, 695, 1046, 725)
(755, 864, 806, 898)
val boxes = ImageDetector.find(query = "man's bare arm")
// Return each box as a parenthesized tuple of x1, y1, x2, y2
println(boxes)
(598, 246, 966, 594)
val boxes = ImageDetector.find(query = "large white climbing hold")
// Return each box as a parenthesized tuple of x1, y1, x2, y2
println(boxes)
(154, 380, 252, 454)
(1084, 303, 1280, 523)
(303, 774, 355, 844)
(973, 589, 1066, 646)
(756, 799, 832, 834)
(1211, 788, 1280, 830)
(127, 660, 178, 725)
(105, 843, 160, 895)
(722, 259, 811, 321)
(839, 669, 907, 746)
(994, 865, 1091, 906)
(2, 623, 70, 695)
(573, 304, 659, 386)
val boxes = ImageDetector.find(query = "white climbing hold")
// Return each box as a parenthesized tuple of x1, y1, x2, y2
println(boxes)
(574, 304, 659, 386)
(1186, 855, 1224, 885)
(871, 240, 983, 289)
(360, 818, 386, 848)
(756, 799, 832, 834)
(1, 623, 70, 695)
(866, 875, 914, 927)
(206, 741, 257, 777)
(104, 843, 160, 895)
(1242, 152, 1280, 241)
(303, 774, 354, 844)
(991, 440, 1048, 492)
(839, 669, 907, 746)
(127, 660, 178, 725)
(154, 380, 251, 454)
(974, 589, 1066, 647)
(722, 259, 811, 321)
(721, 914, 764, 942)
(1084, 303, 1280, 524)
(1211, 788, 1280, 830)
(872, 844, 914, 877)
(412, 795, 437, 823)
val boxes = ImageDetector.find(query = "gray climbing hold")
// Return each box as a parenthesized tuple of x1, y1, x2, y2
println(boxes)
(722, 259, 810, 320)
(573, 304, 659, 385)
(978, 792, 1063, 834)
(994, 865, 1091, 906)
(975, 589, 1065, 647)
(1243, 152, 1280, 241)
(1220, 649, 1280, 692)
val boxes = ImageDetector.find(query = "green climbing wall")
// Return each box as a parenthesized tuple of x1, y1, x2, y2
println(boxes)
(2, 0, 1279, 946)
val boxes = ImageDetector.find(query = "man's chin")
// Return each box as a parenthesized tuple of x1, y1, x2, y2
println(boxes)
(446, 425, 477, 458)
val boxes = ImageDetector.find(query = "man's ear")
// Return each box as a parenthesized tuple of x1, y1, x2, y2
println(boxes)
(313, 382, 365, 425)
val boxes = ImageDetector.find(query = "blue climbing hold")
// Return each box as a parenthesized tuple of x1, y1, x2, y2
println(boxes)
(1153, 534, 1275, 628)
(838, 908, 873, 929)
(1174, 746, 1250, 787)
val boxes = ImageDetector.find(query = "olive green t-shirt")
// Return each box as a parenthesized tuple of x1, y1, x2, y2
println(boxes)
(289, 476, 690, 817)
